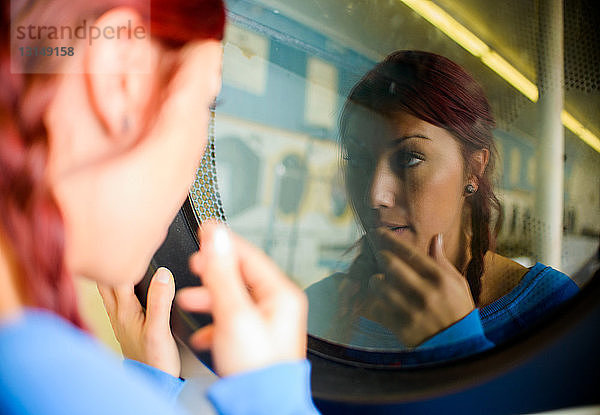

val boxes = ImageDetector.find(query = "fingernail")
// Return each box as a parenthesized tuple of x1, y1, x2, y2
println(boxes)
(213, 225, 231, 256)
(155, 267, 172, 284)
(437, 233, 443, 247)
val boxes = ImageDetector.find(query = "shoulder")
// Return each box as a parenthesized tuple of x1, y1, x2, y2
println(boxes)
(481, 254, 578, 307)
(305, 272, 347, 299)
(0, 309, 180, 415)
(479, 261, 579, 344)
(305, 273, 350, 338)
(479, 252, 529, 307)
(520, 262, 579, 299)
(479, 260, 578, 322)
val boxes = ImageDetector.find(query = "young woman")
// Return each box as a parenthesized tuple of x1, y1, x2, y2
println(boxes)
(307, 51, 578, 361)
(0, 1, 317, 413)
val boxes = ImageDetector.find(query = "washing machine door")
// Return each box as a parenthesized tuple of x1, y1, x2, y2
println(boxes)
(137, 0, 600, 412)
(137, 198, 599, 414)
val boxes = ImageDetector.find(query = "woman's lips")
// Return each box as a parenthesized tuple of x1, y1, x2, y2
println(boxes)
(388, 225, 411, 234)
(374, 222, 413, 234)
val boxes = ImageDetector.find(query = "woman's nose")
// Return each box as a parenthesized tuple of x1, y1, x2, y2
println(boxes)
(369, 160, 397, 209)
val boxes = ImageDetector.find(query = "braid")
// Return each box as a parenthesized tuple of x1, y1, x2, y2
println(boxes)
(341, 50, 505, 307)
(1, 0, 225, 328)
(466, 194, 488, 301)
(465, 176, 502, 303)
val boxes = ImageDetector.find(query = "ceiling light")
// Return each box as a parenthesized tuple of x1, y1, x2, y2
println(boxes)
(399, 0, 599, 153)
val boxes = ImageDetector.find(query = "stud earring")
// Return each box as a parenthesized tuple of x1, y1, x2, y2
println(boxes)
(465, 183, 477, 194)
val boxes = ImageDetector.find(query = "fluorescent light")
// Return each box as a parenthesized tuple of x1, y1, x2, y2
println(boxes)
(398, 0, 600, 154)
(481, 52, 538, 102)
(400, 0, 537, 101)
(400, 0, 489, 57)
(562, 111, 600, 153)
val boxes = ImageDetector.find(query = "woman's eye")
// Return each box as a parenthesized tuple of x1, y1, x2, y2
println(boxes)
(393, 151, 424, 169)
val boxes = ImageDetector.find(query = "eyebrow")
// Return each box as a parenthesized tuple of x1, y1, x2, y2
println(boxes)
(388, 134, 431, 147)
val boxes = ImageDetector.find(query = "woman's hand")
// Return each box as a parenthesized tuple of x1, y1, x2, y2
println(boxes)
(364, 228, 475, 347)
(176, 223, 308, 377)
(334, 237, 379, 325)
(98, 268, 181, 378)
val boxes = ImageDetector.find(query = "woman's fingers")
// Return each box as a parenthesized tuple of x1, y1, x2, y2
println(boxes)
(367, 295, 410, 328)
(100, 282, 143, 330)
(97, 283, 116, 316)
(365, 229, 477, 346)
(189, 325, 215, 350)
(187, 224, 307, 376)
(113, 283, 142, 313)
(378, 251, 427, 308)
(428, 233, 456, 273)
(231, 233, 296, 303)
(97, 268, 181, 378)
(375, 228, 443, 282)
(190, 223, 252, 319)
(145, 267, 175, 334)
(193, 222, 294, 305)
(176, 286, 212, 313)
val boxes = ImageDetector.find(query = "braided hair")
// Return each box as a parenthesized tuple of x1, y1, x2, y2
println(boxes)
(339, 50, 502, 302)
(0, 0, 225, 325)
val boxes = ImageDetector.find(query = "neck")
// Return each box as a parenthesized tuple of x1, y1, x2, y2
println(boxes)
(0, 231, 26, 317)
(443, 219, 469, 274)
(452, 203, 474, 274)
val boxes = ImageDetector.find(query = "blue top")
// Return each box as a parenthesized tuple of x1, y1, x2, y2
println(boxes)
(306, 263, 579, 364)
(0, 309, 319, 415)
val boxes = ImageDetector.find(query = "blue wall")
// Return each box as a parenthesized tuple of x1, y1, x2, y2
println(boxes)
(220, 0, 375, 141)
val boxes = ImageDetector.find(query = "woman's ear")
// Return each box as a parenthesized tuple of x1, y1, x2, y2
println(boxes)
(469, 148, 490, 182)
(84, 7, 154, 142)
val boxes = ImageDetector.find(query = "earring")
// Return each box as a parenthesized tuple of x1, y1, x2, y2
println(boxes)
(465, 183, 477, 194)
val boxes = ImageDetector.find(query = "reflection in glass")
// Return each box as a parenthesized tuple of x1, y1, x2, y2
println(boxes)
(306, 51, 578, 362)
(209, 0, 600, 366)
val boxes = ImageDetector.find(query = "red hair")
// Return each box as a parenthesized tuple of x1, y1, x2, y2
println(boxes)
(340, 50, 502, 302)
(0, 0, 225, 327)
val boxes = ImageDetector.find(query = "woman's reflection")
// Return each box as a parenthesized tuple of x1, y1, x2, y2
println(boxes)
(307, 51, 579, 362)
